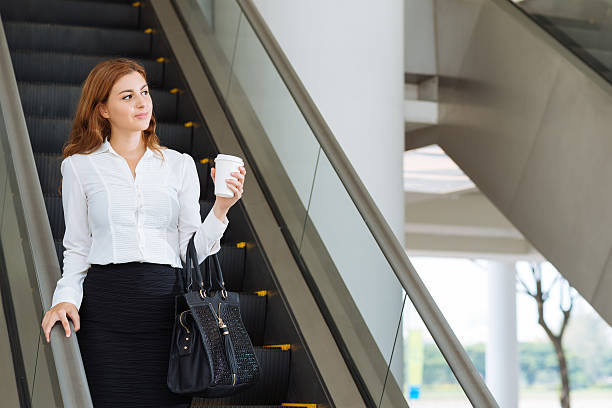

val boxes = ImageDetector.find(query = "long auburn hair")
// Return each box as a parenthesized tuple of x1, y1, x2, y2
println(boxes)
(62, 57, 166, 160)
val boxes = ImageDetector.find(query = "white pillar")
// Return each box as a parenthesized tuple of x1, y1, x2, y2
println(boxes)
(478, 259, 519, 408)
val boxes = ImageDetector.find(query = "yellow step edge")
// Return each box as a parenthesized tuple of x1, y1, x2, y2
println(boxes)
(169, 88, 183, 94)
(264, 344, 291, 351)
(253, 290, 267, 297)
(281, 404, 317, 408)
(144, 28, 155, 34)
(236, 241, 246, 248)
(199, 158, 210, 164)
(132, 1, 141, 7)
(156, 57, 169, 63)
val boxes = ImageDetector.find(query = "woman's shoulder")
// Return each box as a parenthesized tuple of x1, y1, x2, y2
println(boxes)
(156, 148, 190, 172)
(60, 154, 79, 170)
(62, 153, 95, 171)
(162, 148, 200, 169)
(159, 147, 183, 162)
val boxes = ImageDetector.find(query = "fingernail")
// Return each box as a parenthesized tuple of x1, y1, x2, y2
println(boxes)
(66, 333, 70, 337)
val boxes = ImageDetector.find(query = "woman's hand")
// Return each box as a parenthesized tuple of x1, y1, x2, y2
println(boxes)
(41, 302, 80, 343)
(210, 165, 246, 213)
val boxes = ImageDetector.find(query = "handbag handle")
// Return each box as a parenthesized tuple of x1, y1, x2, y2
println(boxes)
(184, 232, 211, 296)
(189, 233, 212, 294)
(204, 252, 228, 298)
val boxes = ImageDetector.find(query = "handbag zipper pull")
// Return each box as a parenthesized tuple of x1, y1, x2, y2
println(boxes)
(218, 303, 229, 335)
(218, 318, 229, 335)
(217, 302, 238, 385)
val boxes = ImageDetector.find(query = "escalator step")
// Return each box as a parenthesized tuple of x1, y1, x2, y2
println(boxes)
(26, 117, 71, 153)
(195, 159, 216, 202)
(17, 82, 177, 121)
(53, 239, 62, 268)
(216, 245, 246, 292)
(199, 200, 214, 227)
(18, 82, 82, 119)
(191, 347, 290, 406)
(76, 0, 136, 2)
(156, 122, 194, 154)
(192, 406, 295, 408)
(238, 293, 266, 346)
(27, 118, 193, 154)
(0, 0, 140, 29)
(10, 50, 164, 87)
(33, 153, 62, 196)
(45, 195, 64, 242)
(3, 21, 153, 57)
(199, 199, 243, 244)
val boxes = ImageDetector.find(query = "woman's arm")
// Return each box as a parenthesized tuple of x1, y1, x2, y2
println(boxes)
(51, 156, 92, 311)
(178, 153, 229, 265)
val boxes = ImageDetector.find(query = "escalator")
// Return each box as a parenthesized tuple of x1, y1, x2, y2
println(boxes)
(0, 0, 496, 407)
(0, 0, 316, 406)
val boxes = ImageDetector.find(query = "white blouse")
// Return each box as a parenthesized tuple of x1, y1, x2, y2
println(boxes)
(51, 137, 229, 311)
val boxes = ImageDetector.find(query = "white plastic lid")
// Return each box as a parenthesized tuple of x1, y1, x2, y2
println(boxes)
(214, 154, 244, 165)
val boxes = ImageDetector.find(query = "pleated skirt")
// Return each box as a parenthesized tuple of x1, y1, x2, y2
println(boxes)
(76, 261, 193, 408)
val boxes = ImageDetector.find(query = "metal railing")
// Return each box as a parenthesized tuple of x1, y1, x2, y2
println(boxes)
(0, 15, 93, 408)
(232, 1, 498, 406)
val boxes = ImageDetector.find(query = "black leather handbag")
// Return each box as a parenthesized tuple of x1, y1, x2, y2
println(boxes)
(167, 231, 260, 397)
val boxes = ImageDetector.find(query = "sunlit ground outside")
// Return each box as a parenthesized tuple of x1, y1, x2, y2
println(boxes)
(406, 386, 612, 408)
(398, 257, 612, 408)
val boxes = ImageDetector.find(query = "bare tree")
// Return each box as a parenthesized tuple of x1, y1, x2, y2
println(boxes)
(518, 263, 576, 408)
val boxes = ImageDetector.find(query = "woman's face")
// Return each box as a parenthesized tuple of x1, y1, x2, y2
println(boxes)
(99, 71, 153, 134)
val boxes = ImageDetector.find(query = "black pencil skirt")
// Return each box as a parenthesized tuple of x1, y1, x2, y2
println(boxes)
(76, 261, 192, 408)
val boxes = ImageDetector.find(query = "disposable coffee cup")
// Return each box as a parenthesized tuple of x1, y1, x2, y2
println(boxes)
(214, 154, 244, 198)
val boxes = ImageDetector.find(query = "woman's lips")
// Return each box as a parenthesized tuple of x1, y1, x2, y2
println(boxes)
(135, 113, 149, 119)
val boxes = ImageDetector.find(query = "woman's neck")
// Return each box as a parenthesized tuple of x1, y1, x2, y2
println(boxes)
(108, 130, 145, 159)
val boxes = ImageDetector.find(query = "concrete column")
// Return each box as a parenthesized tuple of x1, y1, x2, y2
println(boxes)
(477, 259, 519, 408)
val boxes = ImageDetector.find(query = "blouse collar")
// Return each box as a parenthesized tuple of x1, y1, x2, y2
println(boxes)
(92, 137, 154, 161)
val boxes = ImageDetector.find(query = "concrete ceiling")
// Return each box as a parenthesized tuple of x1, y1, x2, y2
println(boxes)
(404, 189, 543, 261)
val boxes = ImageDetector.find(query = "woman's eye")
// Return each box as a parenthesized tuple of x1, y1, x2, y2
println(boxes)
(122, 90, 148, 100)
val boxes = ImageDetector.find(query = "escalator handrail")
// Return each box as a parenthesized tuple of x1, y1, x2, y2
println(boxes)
(493, 0, 612, 100)
(0, 15, 93, 408)
(235, 1, 498, 406)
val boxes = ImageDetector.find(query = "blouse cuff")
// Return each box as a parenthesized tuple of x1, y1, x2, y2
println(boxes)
(203, 208, 229, 244)
(51, 287, 82, 311)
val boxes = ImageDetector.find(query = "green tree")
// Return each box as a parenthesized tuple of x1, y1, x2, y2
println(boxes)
(519, 342, 555, 386)
(465, 343, 485, 378)
(422, 345, 455, 384)
(564, 309, 612, 387)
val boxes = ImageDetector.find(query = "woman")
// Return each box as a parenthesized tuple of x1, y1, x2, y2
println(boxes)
(40, 57, 246, 407)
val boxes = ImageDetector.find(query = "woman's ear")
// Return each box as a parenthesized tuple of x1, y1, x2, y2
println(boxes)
(98, 103, 110, 119)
